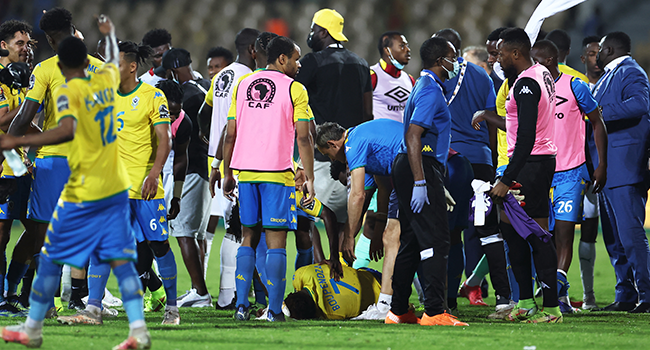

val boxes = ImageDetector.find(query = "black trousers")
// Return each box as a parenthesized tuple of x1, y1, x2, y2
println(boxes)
(391, 154, 449, 316)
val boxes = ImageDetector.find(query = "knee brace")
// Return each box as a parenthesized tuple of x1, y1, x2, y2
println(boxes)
(149, 241, 170, 258)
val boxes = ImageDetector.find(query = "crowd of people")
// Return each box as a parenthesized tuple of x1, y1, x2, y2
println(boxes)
(0, 4, 647, 349)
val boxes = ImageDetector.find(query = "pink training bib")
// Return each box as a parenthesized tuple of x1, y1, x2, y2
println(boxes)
(553, 74, 586, 172)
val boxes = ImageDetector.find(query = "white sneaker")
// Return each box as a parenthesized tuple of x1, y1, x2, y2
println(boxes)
(351, 304, 388, 320)
(177, 289, 212, 308)
(177, 289, 195, 301)
(103, 288, 122, 307)
(488, 300, 516, 319)
(255, 304, 291, 320)
(102, 307, 119, 317)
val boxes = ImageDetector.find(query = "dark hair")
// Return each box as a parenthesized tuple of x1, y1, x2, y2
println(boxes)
(499, 28, 531, 53)
(582, 35, 601, 48)
(255, 32, 279, 56)
(377, 31, 402, 56)
(39, 7, 73, 34)
(284, 290, 317, 320)
(119, 41, 153, 66)
(420, 37, 450, 68)
(545, 29, 571, 54)
(330, 160, 346, 182)
(235, 28, 261, 52)
(57, 36, 87, 69)
(532, 39, 559, 60)
(603, 31, 631, 53)
(434, 28, 461, 53)
(315, 122, 346, 149)
(266, 36, 296, 65)
(206, 46, 233, 63)
(0, 20, 33, 43)
(156, 79, 184, 105)
(487, 27, 508, 42)
(141, 28, 171, 48)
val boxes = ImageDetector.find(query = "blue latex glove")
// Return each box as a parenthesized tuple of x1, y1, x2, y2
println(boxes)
(410, 180, 429, 213)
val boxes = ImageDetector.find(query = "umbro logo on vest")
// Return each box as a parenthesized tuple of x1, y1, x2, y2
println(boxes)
(384, 86, 410, 103)
(520, 85, 533, 95)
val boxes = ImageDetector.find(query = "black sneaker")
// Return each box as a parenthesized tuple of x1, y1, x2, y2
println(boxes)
(234, 304, 250, 321)
(267, 309, 286, 322)
(215, 295, 236, 311)
(17, 293, 29, 309)
(6, 295, 26, 311)
(0, 301, 27, 317)
(68, 298, 86, 311)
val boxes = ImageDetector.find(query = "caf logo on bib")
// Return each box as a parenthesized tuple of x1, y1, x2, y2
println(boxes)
(215, 69, 235, 98)
(542, 70, 555, 103)
(246, 78, 276, 109)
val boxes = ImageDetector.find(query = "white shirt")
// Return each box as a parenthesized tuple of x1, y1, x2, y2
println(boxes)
(592, 55, 630, 96)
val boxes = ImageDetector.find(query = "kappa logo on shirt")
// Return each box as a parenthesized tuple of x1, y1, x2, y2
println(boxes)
(519, 85, 533, 95)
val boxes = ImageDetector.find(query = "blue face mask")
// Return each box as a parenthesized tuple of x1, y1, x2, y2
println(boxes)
(387, 48, 405, 70)
(443, 57, 460, 79)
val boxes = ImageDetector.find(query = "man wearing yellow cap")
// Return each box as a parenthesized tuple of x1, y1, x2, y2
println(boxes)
(296, 8, 373, 233)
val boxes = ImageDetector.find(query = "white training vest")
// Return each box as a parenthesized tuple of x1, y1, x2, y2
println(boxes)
(370, 62, 414, 123)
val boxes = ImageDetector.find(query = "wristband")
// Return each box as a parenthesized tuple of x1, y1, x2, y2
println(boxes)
(211, 158, 222, 169)
(173, 181, 184, 199)
(414, 180, 426, 187)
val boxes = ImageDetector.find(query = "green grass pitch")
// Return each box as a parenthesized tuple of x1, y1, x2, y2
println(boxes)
(0, 223, 649, 349)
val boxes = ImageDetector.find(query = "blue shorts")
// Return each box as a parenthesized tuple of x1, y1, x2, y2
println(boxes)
(549, 164, 590, 230)
(130, 198, 169, 243)
(27, 157, 71, 223)
(445, 154, 474, 230)
(0, 175, 31, 220)
(297, 208, 314, 221)
(238, 182, 297, 230)
(42, 191, 136, 269)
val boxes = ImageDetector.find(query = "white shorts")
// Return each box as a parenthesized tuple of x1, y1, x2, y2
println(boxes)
(314, 160, 348, 223)
(169, 173, 211, 239)
(583, 186, 599, 219)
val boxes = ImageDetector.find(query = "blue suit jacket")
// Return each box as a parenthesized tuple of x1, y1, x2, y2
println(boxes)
(587, 57, 650, 188)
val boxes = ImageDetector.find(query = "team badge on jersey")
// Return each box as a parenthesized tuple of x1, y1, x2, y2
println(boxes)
(56, 95, 69, 113)
(542, 70, 556, 103)
(159, 104, 170, 119)
(131, 96, 139, 109)
(246, 78, 276, 109)
(215, 69, 235, 98)
(28, 74, 35, 91)
(0, 87, 5, 103)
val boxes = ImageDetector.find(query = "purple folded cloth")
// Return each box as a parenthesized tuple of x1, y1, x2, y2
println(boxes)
(502, 193, 553, 243)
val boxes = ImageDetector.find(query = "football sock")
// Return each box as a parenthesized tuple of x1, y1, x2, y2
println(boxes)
(155, 249, 177, 307)
(113, 263, 145, 330)
(413, 274, 425, 305)
(20, 268, 35, 298)
(28, 257, 62, 324)
(545, 306, 561, 317)
(557, 269, 569, 297)
(235, 246, 255, 308)
(528, 236, 558, 308)
(466, 254, 489, 287)
(70, 277, 88, 301)
(253, 275, 267, 306)
(295, 247, 313, 271)
(503, 240, 520, 302)
(218, 234, 239, 307)
(578, 241, 596, 296)
(147, 269, 163, 292)
(6, 260, 29, 296)
(518, 298, 536, 310)
(256, 232, 268, 287)
(352, 234, 371, 269)
(447, 243, 464, 302)
(88, 262, 111, 310)
(135, 242, 154, 291)
(266, 248, 287, 315)
(203, 232, 215, 278)
(0, 251, 5, 303)
(377, 293, 391, 313)
(61, 265, 72, 301)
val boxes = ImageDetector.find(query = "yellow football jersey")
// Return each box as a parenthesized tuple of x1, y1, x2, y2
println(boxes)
(292, 264, 381, 320)
(53, 63, 129, 202)
(496, 81, 510, 169)
(115, 81, 170, 200)
(26, 54, 103, 158)
(295, 190, 323, 217)
(559, 63, 589, 84)
(204, 73, 216, 107)
(0, 65, 26, 177)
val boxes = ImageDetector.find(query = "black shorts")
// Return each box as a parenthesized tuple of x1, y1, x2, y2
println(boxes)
(516, 157, 556, 218)
(388, 189, 399, 219)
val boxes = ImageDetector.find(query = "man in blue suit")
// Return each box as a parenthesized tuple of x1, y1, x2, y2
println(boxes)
(589, 31, 650, 313)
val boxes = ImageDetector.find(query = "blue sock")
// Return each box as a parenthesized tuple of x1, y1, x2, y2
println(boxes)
(155, 249, 177, 307)
(504, 240, 520, 302)
(28, 257, 62, 322)
(557, 270, 569, 297)
(235, 246, 255, 308)
(113, 263, 145, 327)
(256, 232, 268, 284)
(295, 247, 313, 271)
(253, 276, 267, 306)
(0, 251, 5, 303)
(88, 262, 111, 309)
(352, 235, 371, 269)
(6, 260, 29, 295)
(266, 248, 287, 315)
(447, 243, 464, 300)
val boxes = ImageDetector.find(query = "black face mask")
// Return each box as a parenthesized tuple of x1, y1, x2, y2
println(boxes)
(596, 51, 605, 72)
(307, 32, 321, 51)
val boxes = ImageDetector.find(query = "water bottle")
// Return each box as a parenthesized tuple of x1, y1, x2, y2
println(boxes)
(3, 149, 27, 176)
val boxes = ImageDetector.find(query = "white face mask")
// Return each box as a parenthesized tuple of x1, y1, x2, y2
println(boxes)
(442, 57, 460, 79)
(386, 48, 405, 70)
(493, 61, 505, 80)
